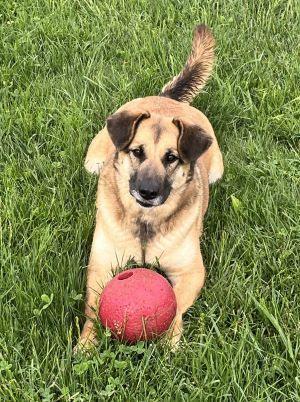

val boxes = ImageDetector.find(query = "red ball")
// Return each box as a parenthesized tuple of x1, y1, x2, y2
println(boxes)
(99, 268, 177, 343)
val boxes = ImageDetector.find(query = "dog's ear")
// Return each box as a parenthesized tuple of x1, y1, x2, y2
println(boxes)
(106, 110, 150, 150)
(173, 117, 213, 163)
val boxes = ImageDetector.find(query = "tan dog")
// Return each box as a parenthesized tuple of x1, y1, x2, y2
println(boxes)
(78, 25, 223, 350)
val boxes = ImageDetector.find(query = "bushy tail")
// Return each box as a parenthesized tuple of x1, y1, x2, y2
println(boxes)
(160, 25, 215, 104)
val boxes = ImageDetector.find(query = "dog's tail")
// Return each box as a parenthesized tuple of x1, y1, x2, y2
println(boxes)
(160, 25, 215, 104)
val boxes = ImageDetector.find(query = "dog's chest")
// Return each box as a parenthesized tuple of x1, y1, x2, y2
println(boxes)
(133, 220, 155, 245)
(131, 219, 155, 264)
(131, 219, 185, 265)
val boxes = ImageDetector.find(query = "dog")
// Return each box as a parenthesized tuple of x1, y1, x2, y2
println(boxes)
(78, 24, 224, 350)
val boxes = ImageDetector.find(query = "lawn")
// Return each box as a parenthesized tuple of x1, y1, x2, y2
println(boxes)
(0, 0, 299, 400)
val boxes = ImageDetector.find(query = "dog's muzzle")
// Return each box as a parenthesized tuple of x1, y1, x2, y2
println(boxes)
(129, 171, 172, 208)
(130, 189, 165, 208)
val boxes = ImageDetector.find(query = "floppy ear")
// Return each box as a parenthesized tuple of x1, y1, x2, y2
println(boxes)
(106, 110, 150, 150)
(173, 117, 213, 163)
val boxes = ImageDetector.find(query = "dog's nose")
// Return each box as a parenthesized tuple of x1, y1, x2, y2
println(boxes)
(138, 184, 160, 200)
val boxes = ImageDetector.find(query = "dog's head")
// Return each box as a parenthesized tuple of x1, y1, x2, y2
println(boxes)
(106, 108, 212, 208)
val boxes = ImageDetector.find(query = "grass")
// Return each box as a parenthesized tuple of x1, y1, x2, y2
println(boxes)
(0, 0, 299, 400)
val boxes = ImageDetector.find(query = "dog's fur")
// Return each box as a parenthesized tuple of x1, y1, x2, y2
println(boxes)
(79, 25, 224, 349)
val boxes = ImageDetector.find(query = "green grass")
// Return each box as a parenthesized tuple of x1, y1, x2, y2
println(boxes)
(1, 0, 299, 400)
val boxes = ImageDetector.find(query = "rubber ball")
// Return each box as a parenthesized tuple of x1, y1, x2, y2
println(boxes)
(99, 268, 177, 343)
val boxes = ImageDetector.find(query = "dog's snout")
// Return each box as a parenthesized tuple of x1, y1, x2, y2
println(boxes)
(129, 165, 171, 207)
(138, 182, 160, 200)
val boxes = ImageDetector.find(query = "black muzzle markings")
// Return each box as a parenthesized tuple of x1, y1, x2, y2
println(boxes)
(129, 171, 171, 208)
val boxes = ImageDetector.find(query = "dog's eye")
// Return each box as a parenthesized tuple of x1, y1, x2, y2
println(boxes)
(164, 153, 178, 164)
(131, 148, 144, 158)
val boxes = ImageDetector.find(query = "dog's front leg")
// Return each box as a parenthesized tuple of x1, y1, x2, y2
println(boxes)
(77, 258, 113, 351)
(167, 254, 206, 349)
(76, 217, 134, 352)
(76, 225, 119, 351)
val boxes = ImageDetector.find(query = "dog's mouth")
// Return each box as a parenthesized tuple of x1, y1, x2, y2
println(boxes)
(136, 199, 154, 208)
(130, 189, 164, 208)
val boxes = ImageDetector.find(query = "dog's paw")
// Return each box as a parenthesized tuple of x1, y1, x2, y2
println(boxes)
(160, 318, 183, 352)
(74, 321, 99, 355)
(168, 331, 183, 352)
(84, 159, 104, 175)
(165, 315, 183, 352)
(73, 336, 98, 355)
